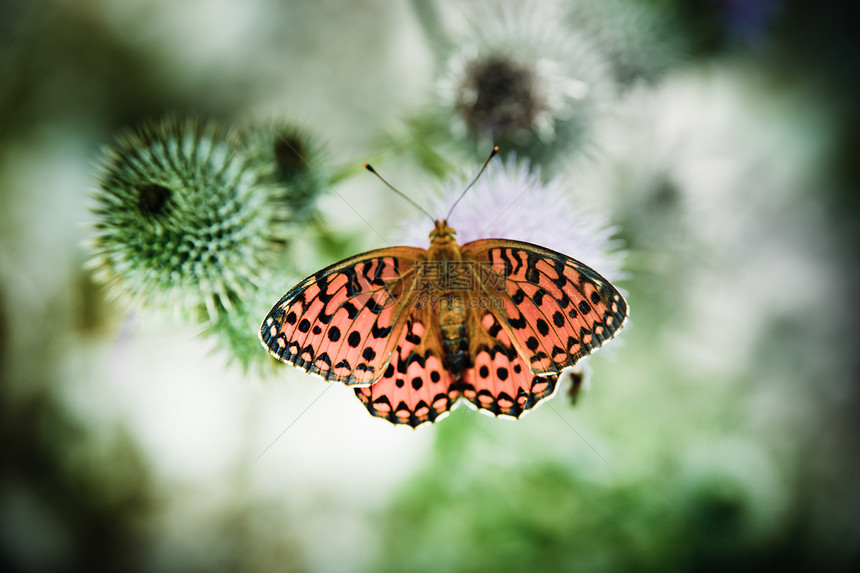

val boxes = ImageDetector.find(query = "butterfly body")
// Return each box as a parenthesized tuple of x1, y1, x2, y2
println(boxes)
(261, 219, 627, 427)
(426, 221, 474, 381)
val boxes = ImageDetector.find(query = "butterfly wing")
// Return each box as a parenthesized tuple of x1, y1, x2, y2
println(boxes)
(457, 308, 559, 418)
(462, 239, 627, 385)
(260, 247, 425, 385)
(354, 302, 455, 427)
(262, 237, 627, 424)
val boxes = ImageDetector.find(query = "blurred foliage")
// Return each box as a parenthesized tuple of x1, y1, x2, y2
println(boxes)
(0, 358, 156, 571)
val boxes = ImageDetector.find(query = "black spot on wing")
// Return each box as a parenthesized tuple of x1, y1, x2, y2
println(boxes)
(365, 298, 385, 314)
(347, 331, 361, 348)
(342, 301, 359, 319)
(318, 281, 338, 303)
(512, 289, 526, 304)
(524, 253, 540, 284)
(508, 311, 527, 330)
(403, 353, 427, 369)
(557, 291, 570, 309)
(371, 323, 392, 338)
(355, 363, 375, 374)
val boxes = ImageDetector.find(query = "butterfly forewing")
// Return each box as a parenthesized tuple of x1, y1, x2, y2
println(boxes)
(462, 240, 628, 376)
(260, 247, 425, 384)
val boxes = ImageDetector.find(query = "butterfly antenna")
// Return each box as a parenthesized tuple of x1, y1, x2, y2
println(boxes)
(364, 163, 436, 223)
(445, 146, 499, 221)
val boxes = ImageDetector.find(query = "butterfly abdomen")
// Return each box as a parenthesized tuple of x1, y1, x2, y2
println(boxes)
(438, 293, 469, 379)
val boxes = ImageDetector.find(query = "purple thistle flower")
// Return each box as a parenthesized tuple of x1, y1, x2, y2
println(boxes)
(391, 154, 626, 282)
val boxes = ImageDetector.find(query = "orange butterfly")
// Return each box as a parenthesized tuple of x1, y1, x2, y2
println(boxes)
(260, 151, 628, 427)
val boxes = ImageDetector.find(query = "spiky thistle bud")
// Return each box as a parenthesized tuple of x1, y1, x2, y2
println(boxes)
(89, 117, 292, 320)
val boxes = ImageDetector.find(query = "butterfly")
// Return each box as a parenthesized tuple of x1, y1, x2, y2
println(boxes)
(260, 154, 628, 427)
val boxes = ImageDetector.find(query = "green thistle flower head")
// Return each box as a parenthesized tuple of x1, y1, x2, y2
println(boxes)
(241, 122, 330, 224)
(431, 0, 615, 166)
(89, 117, 292, 319)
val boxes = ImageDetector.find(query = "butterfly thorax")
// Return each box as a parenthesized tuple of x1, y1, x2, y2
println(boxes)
(425, 220, 470, 379)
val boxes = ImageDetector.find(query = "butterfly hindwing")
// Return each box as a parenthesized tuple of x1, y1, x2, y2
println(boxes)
(462, 239, 628, 375)
(354, 304, 455, 427)
(459, 309, 558, 418)
(260, 247, 425, 384)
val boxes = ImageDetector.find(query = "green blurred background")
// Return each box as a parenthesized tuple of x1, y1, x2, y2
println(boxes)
(2, 1, 859, 571)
